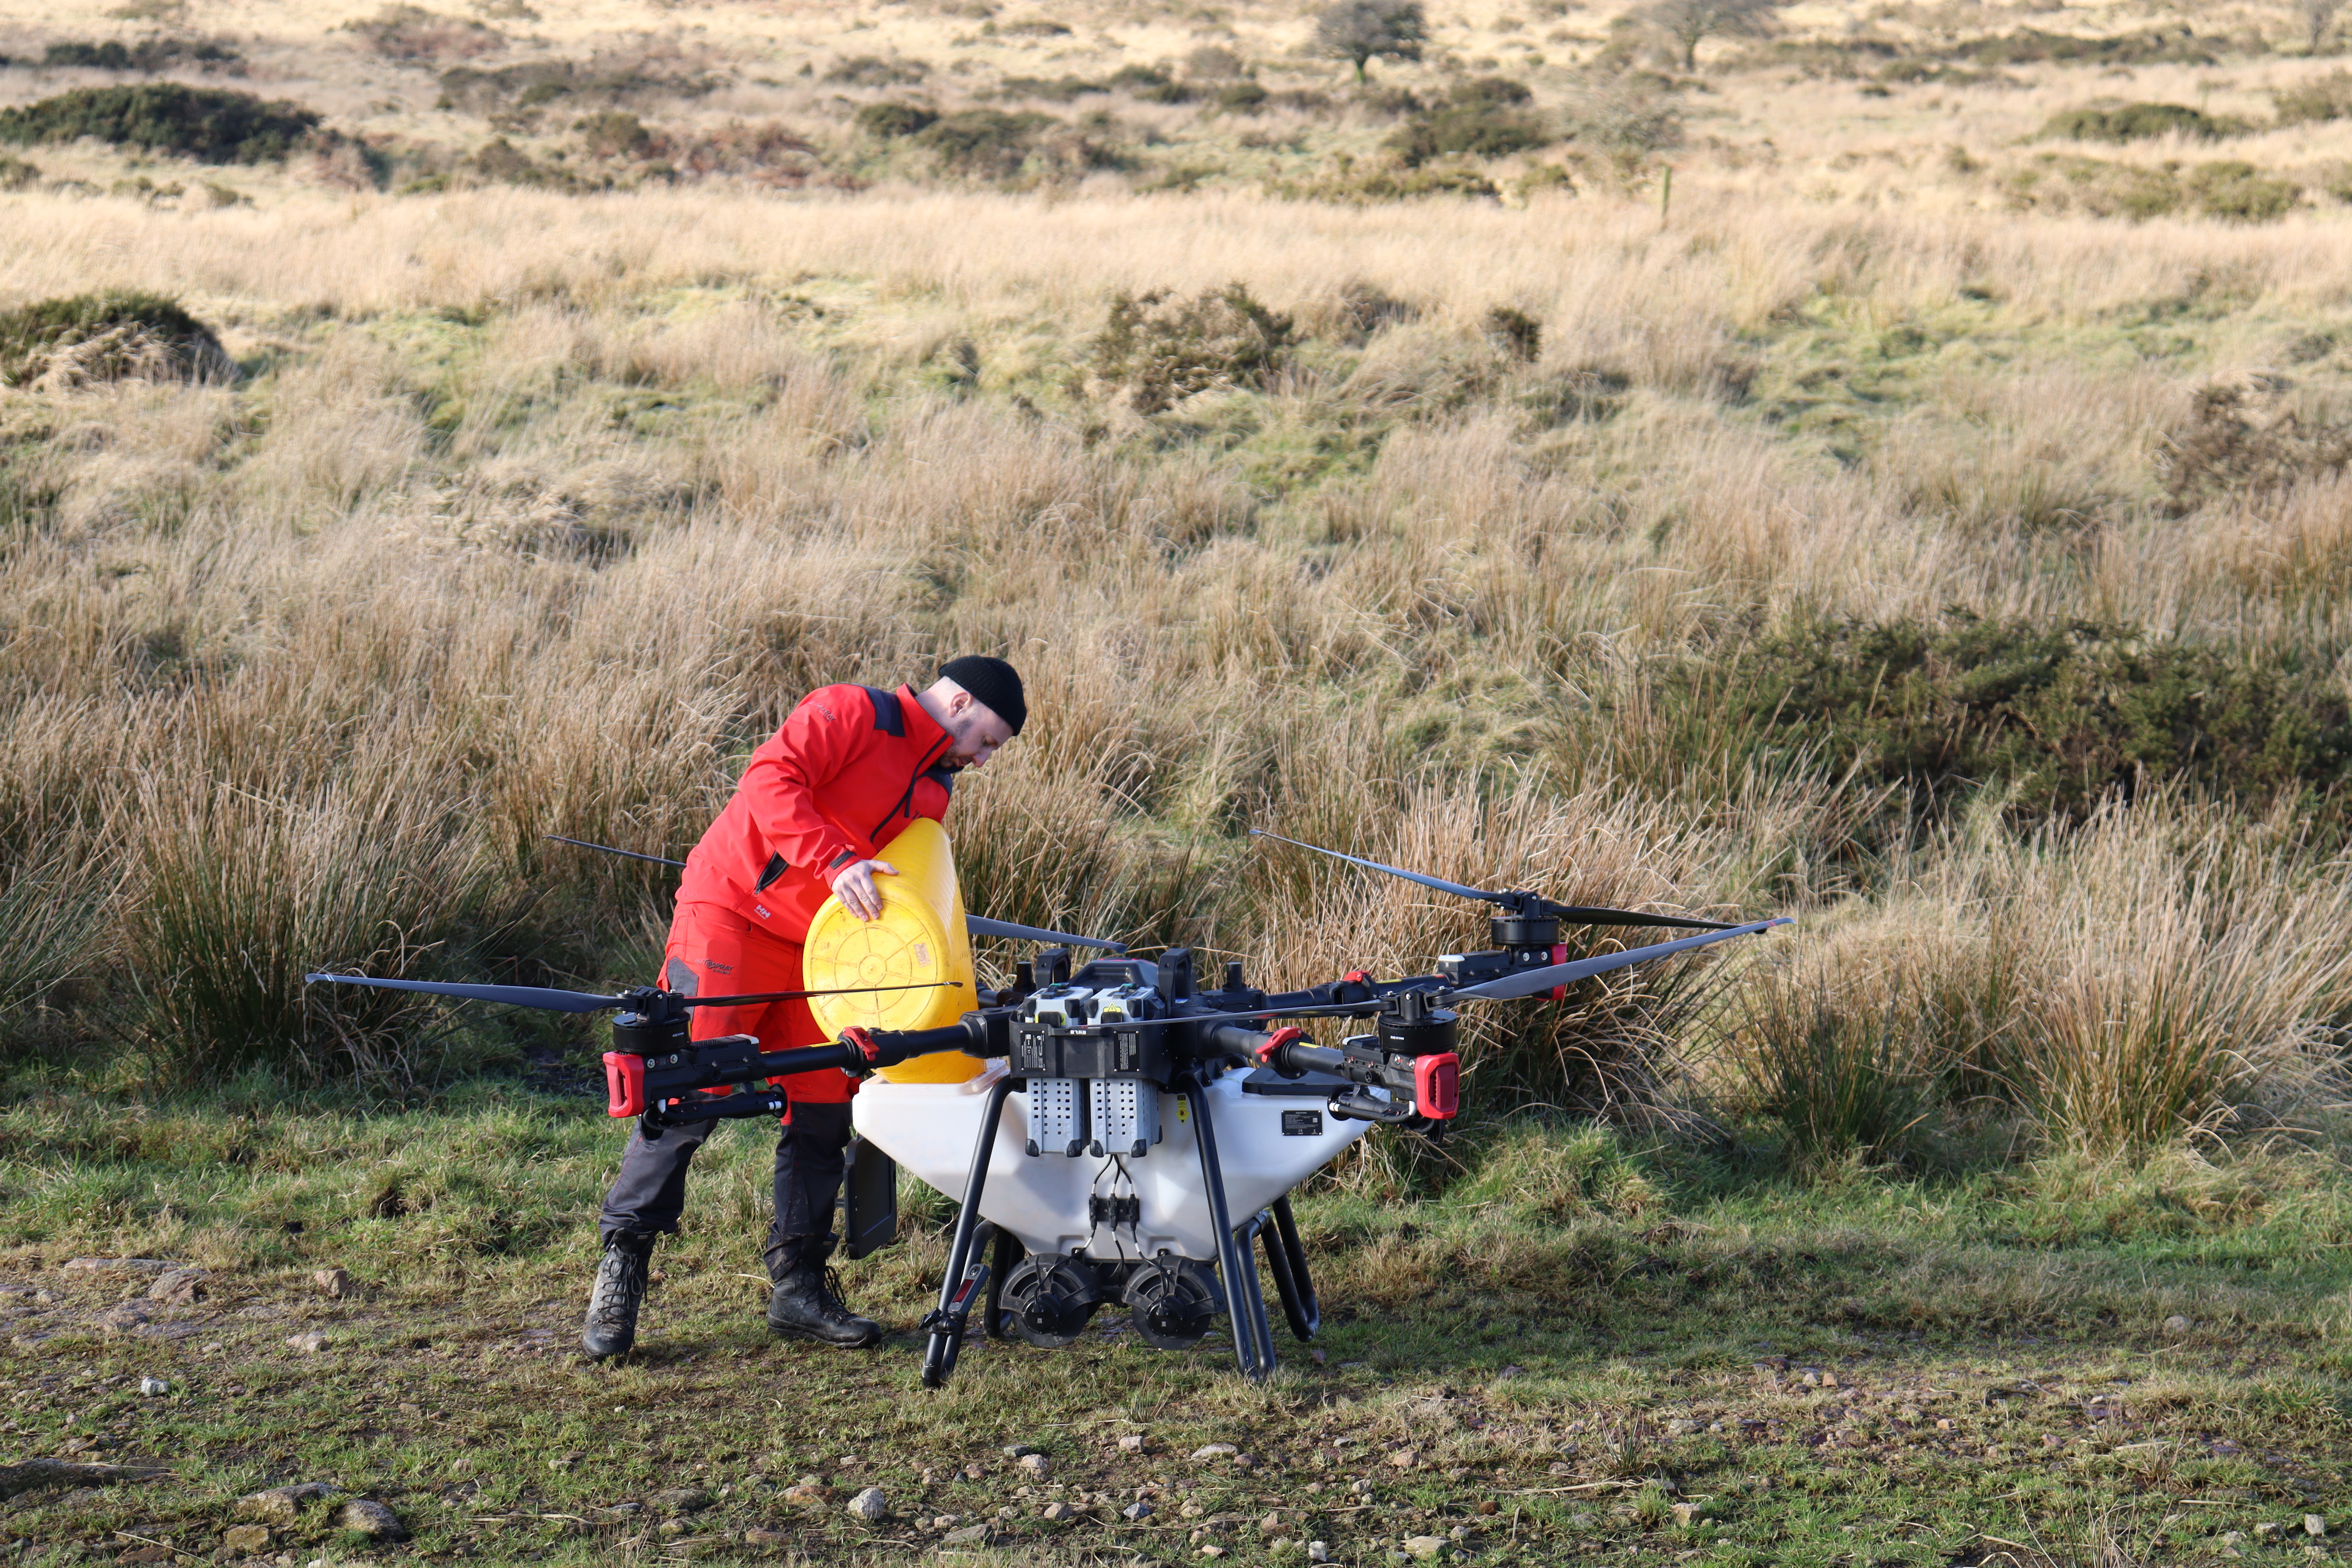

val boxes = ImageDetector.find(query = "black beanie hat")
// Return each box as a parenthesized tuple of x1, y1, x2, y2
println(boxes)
(938, 655, 1027, 735)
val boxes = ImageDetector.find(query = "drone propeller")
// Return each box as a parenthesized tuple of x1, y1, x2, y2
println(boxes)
(543, 834, 684, 869)
(1446, 918, 1790, 1000)
(542, 836, 1125, 951)
(1248, 828, 1740, 931)
(304, 974, 956, 1014)
(965, 916, 1126, 953)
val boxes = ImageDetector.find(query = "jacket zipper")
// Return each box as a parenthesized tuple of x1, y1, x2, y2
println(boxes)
(872, 734, 953, 840)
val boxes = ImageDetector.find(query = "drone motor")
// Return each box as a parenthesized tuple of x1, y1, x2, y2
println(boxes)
(1000, 1252, 1106, 1347)
(1123, 1256, 1223, 1349)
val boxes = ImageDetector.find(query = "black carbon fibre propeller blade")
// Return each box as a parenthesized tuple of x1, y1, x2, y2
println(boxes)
(1250, 828, 1741, 929)
(1250, 829, 1497, 901)
(964, 916, 1126, 953)
(305, 975, 958, 1013)
(544, 834, 685, 868)
(1446, 918, 1791, 1001)
(304, 975, 627, 1013)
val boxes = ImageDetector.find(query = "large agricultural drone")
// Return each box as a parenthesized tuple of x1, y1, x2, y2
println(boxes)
(312, 829, 1785, 1387)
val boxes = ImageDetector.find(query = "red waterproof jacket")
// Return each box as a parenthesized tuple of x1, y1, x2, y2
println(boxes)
(677, 684, 956, 938)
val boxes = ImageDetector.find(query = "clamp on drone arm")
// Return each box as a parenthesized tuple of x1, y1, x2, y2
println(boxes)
(603, 1019, 993, 1125)
(1198, 1022, 1460, 1122)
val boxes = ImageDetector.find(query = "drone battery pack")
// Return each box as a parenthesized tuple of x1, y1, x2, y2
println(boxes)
(1087, 1078, 1160, 1157)
(1025, 1076, 1087, 1157)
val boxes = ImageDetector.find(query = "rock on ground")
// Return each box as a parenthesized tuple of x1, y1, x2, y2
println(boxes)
(221, 1524, 270, 1553)
(845, 1485, 889, 1522)
(235, 1481, 340, 1524)
(333, 1499, 407, 1540)
(1403, 1535, 1450, 1560)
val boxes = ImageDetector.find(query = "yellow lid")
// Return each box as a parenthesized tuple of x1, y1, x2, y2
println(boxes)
(802, 818, 982, 1083)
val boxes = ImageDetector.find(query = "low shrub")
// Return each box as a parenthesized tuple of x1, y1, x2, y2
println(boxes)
(0, 154, 38, 191)
(344, 4, 504, 64)
(1682, 613, 2352, 829)
(2002, 154, 2298, 223)
(855, 100, 936, 139)
(2158, 374, 2352, 512)
(1387, 75, 1550, 166)
(44, 36, 243, 72)
(822, 54, 924, 86)
(0, 84, 319, 162)
(1265, 153, 1499, 203)
(2273, 69, 2352, 125)
(574, 109, 652, 158)
(2039, 102, 2247, 143)
(1965, 26, 2217, 68)
(1090, 282, 1296, 415)
(435, 53, 719, 115)
(1558, 78, 1681, 161)
(1481, 304, 1542, 364)
(996, 74, 1107, 103)
(2182, 159, 2300, 221)
(0, 290, 232, 388)
(910, 107, 1100, 182)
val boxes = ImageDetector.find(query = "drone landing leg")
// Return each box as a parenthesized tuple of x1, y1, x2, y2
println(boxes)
(920, 1075, 1014, 1390)
(1263, 1194, 1320, 1341)
(1182, 1083, 1273, 1381)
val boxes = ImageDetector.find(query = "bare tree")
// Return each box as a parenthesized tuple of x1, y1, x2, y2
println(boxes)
(2297, 0, 2347, 52)
(1638, 0, 1781, 72)
(1312, 0, 1428, 84)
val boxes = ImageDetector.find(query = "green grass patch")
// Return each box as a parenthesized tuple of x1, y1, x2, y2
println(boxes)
(1677, 612, 2352, 829)
(0, 1087, 2346, 1563)
(2038, 102, 2248, 143)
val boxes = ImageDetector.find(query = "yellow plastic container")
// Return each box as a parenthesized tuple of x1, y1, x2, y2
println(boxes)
(802, 818, 982, 1083)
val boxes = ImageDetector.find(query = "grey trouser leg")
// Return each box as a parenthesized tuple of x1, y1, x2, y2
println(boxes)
(597, 1101, 855, 1267)
(763, 1101, 854, 1279)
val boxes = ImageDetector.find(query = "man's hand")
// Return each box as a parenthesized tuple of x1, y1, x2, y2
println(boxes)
(829, 858, 898, 921)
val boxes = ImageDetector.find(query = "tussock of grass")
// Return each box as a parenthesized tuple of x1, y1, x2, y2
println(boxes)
(0, 290, 230, 389)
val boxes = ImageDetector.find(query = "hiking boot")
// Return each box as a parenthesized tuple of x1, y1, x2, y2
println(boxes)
(768, 1255, 880, 1348)
(582, 1231, 655, 1360)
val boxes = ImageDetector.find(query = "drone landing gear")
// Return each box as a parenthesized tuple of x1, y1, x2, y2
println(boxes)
(920, 1075, 1014, 1390)
(1182, 1081, 1279, 1382)
(920, 1077, 1313, 1388)
(1259, 1194, 1320, 1342)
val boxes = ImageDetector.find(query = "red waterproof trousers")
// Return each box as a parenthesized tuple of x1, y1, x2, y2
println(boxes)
(662, 899, 851, 1106)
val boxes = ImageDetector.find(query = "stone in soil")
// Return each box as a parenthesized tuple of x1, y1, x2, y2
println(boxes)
(743, 1526, 792, 1546)
(333, 1499, 408, 1540)
(1190, 1443, 1238, 1461)
(146, 1269, 207, 1305)
(138, 1376, 170, 1396)
(845, 1485, 889, 1522)
(652, 1488, 712, 1513)
(2307, 1516, 2328, 1537)
(1123, 1500, 1155, 1521)
(1308, 1544, 1330, 1564)
(2164, 1314, 2192, 1334)
(1387, 1448, 1419, 1469)
(235, 1482, 340, 1524)
(1403, 1539, 1449, 1561)
(1118, 1433, 1147, 1454)
(284, 1331, 329, 1353)
(1040, 1500, 1077, 1521)
(96, 1305, 151, 1334)
(1018, 1452, 1052, 1478)
(221, 1524, 270, 1553)
(942, 1522, 991, 1544)
(1003, 1443, 1041, 1457)
(1673, 1502, 1708, 1526)
(314, 1267, 354, 1298)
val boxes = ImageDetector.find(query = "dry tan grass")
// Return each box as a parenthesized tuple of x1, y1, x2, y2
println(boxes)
(2, 0, 2350, 1146)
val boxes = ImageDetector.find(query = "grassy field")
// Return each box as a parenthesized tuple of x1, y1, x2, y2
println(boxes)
(4, 0, 2352, 1562)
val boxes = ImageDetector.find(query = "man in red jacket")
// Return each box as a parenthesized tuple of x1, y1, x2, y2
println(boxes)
(582, 656, 1025, 1360)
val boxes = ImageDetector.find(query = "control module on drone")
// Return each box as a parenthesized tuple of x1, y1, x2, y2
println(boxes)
(312, 824, 1786, 1388)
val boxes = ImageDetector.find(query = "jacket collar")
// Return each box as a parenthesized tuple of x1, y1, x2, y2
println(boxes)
(897, 684, 952, 758)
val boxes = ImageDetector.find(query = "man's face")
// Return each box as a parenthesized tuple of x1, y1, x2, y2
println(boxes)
(940, 694, 1014, 769)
